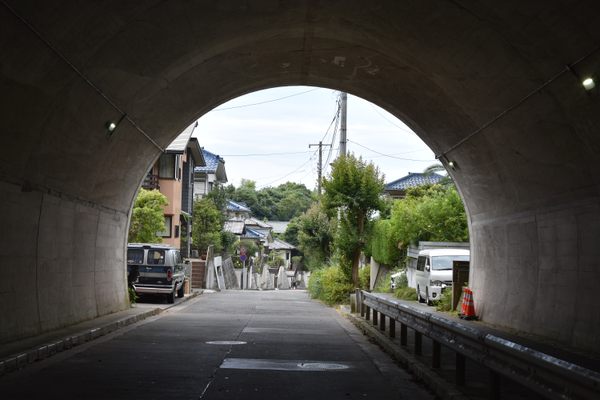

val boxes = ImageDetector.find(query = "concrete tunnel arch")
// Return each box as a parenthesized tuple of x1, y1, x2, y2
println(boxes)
(1, 1, 600, 352)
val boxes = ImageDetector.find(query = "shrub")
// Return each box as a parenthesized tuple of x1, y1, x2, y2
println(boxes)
(308, 265, 354, 305)
(436, 290, 454, 312)
(374, 271, 393, 293)
(358, 266, 370, 290)
(128, 286, 138, 304)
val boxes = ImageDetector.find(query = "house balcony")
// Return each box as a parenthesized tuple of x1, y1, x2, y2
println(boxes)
(142, 174, 160, 190)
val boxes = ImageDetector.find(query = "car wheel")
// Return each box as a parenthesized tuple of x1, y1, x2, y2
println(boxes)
(167, 289, 175, 304)
(417, 286, 425, 303)
(426, 287, 433, 306)
(177, 282, 184, 298)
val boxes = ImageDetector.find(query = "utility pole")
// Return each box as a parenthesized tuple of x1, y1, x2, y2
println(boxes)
(339, 92, 347, 156)
(309, 141, 332, 195)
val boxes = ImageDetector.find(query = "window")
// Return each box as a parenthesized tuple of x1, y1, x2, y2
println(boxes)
(416, 256, 426, 271)
(157, 216, 172, 238)
(127, 249, 144, 264)
(174, 251, 183, 264)
(159, 154, 176, 178)
(175, 154, 181, 180)
(431, 255, 469, 271)
(148, 249, 166, 265)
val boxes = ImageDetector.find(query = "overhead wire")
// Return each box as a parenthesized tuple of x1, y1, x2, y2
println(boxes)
(212, 87, 321, 111)
(256, 149, 319, 188)
(369, 103, 414, 134)
(347, 139, 434, 162)
(220, 150, 313, 157)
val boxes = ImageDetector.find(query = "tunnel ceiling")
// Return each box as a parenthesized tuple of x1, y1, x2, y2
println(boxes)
(1, 0, 599, 216)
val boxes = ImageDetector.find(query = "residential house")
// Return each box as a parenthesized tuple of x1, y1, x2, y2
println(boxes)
(384, 172, 444, 199)
(266, 238, 298, 269)
(226, 200, 252, 220)
(142, 124, 204, 257)
(243, 218, 273, 247)
(193, 149, 227, 198)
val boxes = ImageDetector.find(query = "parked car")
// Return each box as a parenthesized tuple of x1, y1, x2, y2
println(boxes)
(127, 243, 186, 303)
(414, 248, 470, 305)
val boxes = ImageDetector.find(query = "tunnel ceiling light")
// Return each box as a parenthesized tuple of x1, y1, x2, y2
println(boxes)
(106, 121, 117, 133)
(447, 160, 456, 170)
(582, 77, 595, 91)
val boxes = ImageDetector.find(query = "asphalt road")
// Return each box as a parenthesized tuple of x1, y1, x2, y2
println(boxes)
(0, 290, 435, 400)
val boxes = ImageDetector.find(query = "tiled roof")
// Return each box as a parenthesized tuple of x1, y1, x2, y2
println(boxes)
(268, 238, 296, 251)
(194, 149, 224, 173)
(245, 218, 272, 228)
(227, 200, 252, 213)
(385, 172, 444, 191)
(265, 221, 289, 234)
(223, 220, 245, 235)
(243, 228, 264, 239)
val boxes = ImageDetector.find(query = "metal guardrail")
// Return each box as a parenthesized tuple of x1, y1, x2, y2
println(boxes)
(357, 290, 600, 400)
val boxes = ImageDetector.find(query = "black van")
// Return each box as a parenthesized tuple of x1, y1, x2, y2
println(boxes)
(127, 243, 186, 303)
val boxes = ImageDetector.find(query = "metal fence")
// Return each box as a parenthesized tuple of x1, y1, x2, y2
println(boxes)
(356, 290, 600, 400)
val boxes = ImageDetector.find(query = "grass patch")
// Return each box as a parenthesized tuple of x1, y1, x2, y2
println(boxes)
(394, 286, 417, 301)
(435, 290, 461, 316)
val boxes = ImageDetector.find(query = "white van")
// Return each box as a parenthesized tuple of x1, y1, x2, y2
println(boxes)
(414, 248, 470, 305)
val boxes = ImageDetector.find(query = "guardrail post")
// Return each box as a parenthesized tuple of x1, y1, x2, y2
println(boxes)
(365, 306, 371, 321)
(432, 340, 441, 368)
(489, 370, 501, 400)
(372, 309, 378, 326)
(400, 323, 407, 346)
(414, 331, 422, 355)
(359, 291, 365, 317)
(379, 313, 386, 331)
(456, 353, 466, 386)
(389, 319, 396, 339)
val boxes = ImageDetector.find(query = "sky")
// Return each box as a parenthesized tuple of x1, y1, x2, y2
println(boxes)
(192, 86, 437, 190)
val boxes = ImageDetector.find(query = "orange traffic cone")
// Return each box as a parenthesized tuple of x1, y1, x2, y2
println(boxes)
(459, 287, 477, 320)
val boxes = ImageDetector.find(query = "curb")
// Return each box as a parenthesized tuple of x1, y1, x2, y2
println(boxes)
(341, 309, 470, 400)
(0, 291, 201, 378)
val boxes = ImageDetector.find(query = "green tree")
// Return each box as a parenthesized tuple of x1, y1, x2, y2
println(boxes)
(295, 203, 334, 270)
(390, 184, 468, 248)
(367, 218, 401, 266)
(192, 197, 224, 254)
(229, 180, 313, 220)
(283, 217, 301, 246)
(206, 182, 228, 212)
(128, 189, 168, 243)
(322, 154, 385, 286)
(231, 179, 259, 213)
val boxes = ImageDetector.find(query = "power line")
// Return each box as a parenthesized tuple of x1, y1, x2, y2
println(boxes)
(347, 139, 433, 162)
(212, 87, 321, 111)
(220, 150, 313, 157)
(257, 150, 318, 188)
(369, 103, 414, 134)
(319, 97, 342, 142)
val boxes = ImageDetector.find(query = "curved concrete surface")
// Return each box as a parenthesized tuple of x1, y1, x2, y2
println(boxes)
(1, 1, 600, 351)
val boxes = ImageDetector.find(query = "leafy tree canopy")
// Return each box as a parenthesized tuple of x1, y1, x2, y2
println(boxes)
(193, 197, 224, 254)
(128, 188, 168, 243)
(390, 184, 468, 249)
(229, 180, 313, 220)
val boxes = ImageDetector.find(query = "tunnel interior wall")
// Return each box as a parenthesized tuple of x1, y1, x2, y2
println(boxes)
(0, 182, 129, 343)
